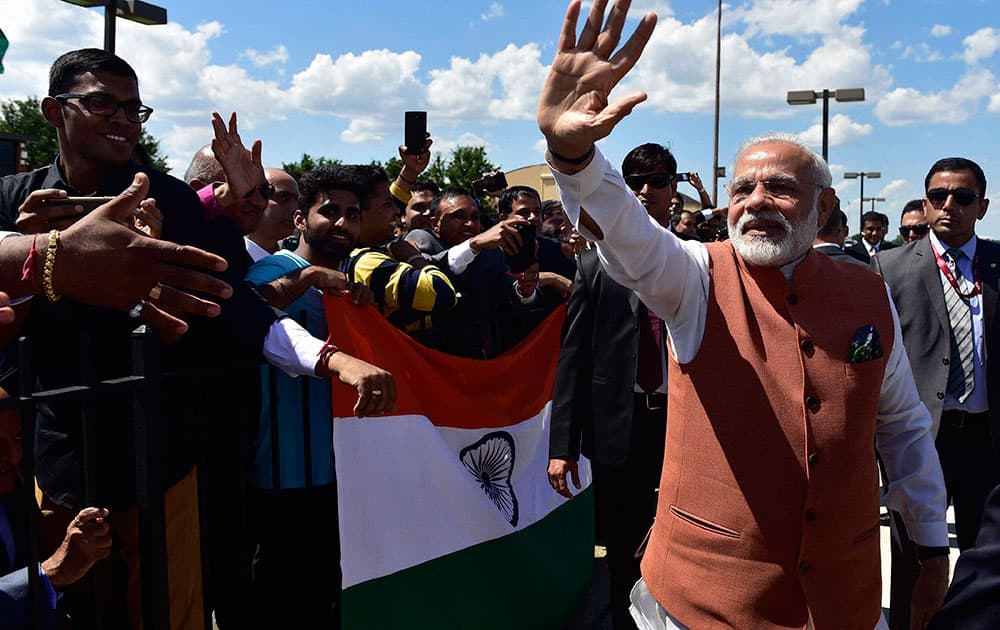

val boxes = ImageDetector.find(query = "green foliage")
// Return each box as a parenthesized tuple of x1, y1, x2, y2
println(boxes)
(0, 96, 169, 172)
(443, 146, 497, 192)
(281, 153, 342, 180)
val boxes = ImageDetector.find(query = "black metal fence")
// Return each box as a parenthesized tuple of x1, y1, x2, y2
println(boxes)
(7, 304, 559, 629)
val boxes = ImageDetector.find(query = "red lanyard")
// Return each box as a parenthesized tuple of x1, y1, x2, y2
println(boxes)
(932, 241, 981, 299)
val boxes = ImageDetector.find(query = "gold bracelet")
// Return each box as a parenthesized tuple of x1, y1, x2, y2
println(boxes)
(43, 229, 60, 302)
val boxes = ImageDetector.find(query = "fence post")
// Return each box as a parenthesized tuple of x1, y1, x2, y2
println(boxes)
(131, 325, 170, 630)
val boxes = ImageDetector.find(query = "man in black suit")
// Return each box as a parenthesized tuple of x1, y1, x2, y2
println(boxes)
(847, 210, 897, 263)
(547, 143, 676, 630)
(812, 200, 866, 267)
(872, 157, 998, 630)
(929, 482, 1000, 629)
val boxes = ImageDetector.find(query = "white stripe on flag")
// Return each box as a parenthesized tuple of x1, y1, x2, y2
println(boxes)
(335, 401, 592, 588)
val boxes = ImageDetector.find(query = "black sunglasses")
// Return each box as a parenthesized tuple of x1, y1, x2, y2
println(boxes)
(55, 92, 153, 124)
(926, 187, 979, 208)
(899, 224, 930, 237)
(624, 172, 673, 191)
(244, 183, 276, 200)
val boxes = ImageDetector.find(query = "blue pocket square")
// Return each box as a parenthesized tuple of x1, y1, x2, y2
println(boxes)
(848, 325, 883, 363)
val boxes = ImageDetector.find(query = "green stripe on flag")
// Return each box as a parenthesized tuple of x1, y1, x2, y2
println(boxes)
(342, 486, 596, 629)
(0, 29, 8, 74)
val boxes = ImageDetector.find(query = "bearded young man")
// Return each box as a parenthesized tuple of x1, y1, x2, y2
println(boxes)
(536, 2, 949, 628)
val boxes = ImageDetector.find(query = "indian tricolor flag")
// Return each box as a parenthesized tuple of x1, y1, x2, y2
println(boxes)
(325, 297, 595, 629)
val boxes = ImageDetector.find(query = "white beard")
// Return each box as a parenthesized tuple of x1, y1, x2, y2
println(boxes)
(729, 206, 818, 267)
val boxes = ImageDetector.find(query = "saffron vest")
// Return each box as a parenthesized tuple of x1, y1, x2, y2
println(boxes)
(641, 243, 894, 629)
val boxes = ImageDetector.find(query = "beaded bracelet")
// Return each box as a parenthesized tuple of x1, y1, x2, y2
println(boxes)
(42, 229, 61, 302)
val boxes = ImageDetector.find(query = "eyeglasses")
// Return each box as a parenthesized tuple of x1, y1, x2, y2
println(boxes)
(728, 177, 819, 205)
(624, 172, 673, 191)
(54, 92, 153, 124)
(899, 224, 930, 237)
(926, 187, 979, 208)
(245, 183, 276, 200)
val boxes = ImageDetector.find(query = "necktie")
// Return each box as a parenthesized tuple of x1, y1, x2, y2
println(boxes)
(944, 248, 975, 403)
(636, 304, 663, 393)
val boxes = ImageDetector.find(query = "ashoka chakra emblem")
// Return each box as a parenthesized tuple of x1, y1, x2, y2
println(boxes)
(460, 431, 519, 527)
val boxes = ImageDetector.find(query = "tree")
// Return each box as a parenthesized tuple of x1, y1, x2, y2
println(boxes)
(0, 96, 169, 172)
(443, 146, 498, 193)
(281, 153, 342, 180)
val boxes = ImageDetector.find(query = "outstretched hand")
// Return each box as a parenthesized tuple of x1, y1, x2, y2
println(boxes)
(211, 112, 265, 199)
(56, 173, 232, 337)
(537, 0, 657, 162)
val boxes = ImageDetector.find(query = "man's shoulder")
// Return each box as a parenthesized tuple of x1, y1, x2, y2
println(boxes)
(247, 250, 309, 284)
(0, 166, 56, 230)
(406, 228, 444, 254)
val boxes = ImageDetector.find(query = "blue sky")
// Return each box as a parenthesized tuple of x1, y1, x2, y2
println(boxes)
(2, 0, 999, 236)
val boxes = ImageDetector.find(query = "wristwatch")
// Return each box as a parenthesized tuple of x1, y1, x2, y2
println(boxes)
(915, 545, 950, 562)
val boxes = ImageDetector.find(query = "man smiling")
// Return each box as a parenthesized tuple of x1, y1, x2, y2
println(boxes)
(537, 2, 948, 627)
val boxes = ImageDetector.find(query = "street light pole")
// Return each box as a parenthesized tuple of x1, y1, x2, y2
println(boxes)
(712, 0, 722, 206)
(786, 88, 865, 162)
(61, 0, 167, 53)
(844, 171, 881, 232)
(862, 196, 886, 212)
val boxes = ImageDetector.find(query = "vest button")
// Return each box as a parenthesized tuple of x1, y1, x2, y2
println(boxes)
(800, 339, 814, 355)
(788, 293, 799, 305)
(808, 453, 820, 466)
(804, 508, 816, 521)
(799, 561, 809, 575)
(937, 391, 945, 400)
(942, 357, 950, 365)
(805, 396, 820, 412)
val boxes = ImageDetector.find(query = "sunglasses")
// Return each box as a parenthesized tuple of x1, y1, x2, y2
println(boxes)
(244, 183, 276, 200)
(926, 187, 979, 208)
(624, 172, 673, 191)
(899, 224, 930, 237)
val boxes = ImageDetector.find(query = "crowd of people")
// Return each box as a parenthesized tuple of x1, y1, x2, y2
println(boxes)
(2, 0, 1000, 628)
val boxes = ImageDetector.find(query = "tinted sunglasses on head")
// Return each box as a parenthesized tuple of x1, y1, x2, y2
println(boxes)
(624, 172, 673, 191)
(926, 187, 978, 208)
(899, 224, 929, 237)
(244, 183, 276, 200)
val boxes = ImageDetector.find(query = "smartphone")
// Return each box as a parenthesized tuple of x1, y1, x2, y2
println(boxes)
(404, 111, 427, 155)
(41, 196, 115, 211)
(675, 172, 691, 182)
(506, 223, 537, 273)
(472, 171, 508, 197)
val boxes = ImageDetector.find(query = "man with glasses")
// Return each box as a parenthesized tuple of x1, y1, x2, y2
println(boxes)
(898, 199, 930, 245)
(872, 157, 997, 630)
(538, 3, 947, 627)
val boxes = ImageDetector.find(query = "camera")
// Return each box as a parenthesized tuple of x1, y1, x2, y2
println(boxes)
(472, 171, 508, 197)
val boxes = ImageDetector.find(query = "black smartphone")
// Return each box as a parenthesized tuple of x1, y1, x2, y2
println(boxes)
(675, 172, 691, 182)
(404, 111, 427, 155)
(41, 196, 115, 211)
(506, 224, 537, 273)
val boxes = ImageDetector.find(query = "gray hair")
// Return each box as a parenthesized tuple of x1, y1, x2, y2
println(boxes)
(733, 133, 832, 190)
(183, 144, 224, 186)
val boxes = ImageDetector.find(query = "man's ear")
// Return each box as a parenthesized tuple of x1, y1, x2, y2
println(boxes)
(430, 214, 441, 237)
(40, 97, 65, 128)
(816, 187, 836, 228)
(293, 209, 306, 231)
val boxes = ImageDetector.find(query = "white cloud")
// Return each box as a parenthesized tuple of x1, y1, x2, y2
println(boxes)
(797, 113, 872, 149)
(627, 8, 890, 120)
(963, 27, 1000, 65)
(434, 132, 494, 156)
(899, 42, 943, 63)
(242, 45, 289, 67)
(733, 0, 864, 38)
(988, 93, 1000, 113)
(480, 2, 504, 22)
(875, 70, 996, 126)
(427, 44, 547, 123)
(930, 24, 952, 38)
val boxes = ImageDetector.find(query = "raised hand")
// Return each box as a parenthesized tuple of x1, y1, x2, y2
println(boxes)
(210, 111, 266, 199)
(537, 0, 657, 161)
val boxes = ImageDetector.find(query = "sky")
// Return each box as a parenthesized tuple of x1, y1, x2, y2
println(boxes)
(1, 0, 999, 236)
